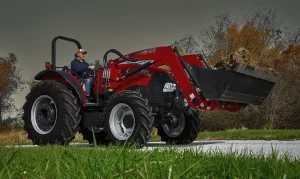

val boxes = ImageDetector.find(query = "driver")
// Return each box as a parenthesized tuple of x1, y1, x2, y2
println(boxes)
(71, 49, 95, 102)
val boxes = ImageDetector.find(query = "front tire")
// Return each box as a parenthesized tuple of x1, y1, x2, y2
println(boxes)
(157, 108, 201, 145)
(103, 90, 154, 148)
(22, 80, 82, 146)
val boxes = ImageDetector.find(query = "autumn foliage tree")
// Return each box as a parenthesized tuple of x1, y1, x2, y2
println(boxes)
(273, 44, 300, 128)
(210, 22, 282, 70)
(0, 61, 12, 95)
(0, 53, 25, 123)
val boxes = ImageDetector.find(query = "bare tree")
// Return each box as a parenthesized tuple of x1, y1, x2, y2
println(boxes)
(282, 27, 300, 48)
(198, 12, 238, 58)
(174, 34, 200, 55)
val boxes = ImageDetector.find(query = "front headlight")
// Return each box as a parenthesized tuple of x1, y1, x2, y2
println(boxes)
(163, 82, 176, 92)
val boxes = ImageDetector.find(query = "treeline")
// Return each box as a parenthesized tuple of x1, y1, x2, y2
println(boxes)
(175, 8, 300, 130)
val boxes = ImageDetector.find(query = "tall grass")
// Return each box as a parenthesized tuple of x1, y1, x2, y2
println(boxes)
(0, 145, 299, 178)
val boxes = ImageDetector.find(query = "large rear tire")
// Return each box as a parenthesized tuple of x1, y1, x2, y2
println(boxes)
(103, 90, 154, 148)
(22, 80, 82, 146)
(157, 108, 201, 145)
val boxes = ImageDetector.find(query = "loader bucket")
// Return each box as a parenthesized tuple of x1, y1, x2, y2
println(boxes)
(191, 63, 277, 105)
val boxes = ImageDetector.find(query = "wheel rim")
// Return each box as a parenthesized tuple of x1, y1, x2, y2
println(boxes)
(109, 103, 135, 140)
(31, 95, 57, 134)
(162, 115, 185, 137)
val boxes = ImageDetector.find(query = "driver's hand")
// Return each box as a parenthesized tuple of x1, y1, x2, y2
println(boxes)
(88, 65, 95, 70)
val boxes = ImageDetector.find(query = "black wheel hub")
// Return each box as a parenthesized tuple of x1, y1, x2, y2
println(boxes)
(161, 113, 185, 138)
(37, 101, 56, 130)
(169, 115, 180, 128)
(123, 114, 134, 128)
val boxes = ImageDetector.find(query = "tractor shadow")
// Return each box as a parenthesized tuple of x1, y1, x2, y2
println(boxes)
(1, 141, 225, 149)
(145, 141, 225, 148)
(68, 141, 225, 148)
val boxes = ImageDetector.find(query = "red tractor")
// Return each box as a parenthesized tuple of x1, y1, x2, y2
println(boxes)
(22, 36, 277, 148)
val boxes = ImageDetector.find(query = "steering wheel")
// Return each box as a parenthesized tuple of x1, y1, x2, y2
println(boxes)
(86, 69, 94, 77)
(86, 68, 99, 78)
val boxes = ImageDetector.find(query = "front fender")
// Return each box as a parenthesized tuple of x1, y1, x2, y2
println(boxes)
(34, 70, 85, 104)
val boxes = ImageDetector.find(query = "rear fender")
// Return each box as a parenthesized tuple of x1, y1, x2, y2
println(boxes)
(34, 70, 86, 105)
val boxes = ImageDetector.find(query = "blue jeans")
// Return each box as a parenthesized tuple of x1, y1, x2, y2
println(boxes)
(84, 78, 92, 97)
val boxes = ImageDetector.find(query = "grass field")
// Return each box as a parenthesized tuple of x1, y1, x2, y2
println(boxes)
(195, 129, 300, 140)
(1, 128, 300, 178)
(1, 145, 300, 178)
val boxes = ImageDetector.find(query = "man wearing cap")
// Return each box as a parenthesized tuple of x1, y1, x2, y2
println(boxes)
(71, 49, 95, 102)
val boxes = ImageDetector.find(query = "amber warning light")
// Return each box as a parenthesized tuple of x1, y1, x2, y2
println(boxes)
(45, 62, 51, 69)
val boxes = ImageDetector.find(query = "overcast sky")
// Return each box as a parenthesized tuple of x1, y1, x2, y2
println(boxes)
(1, 0, 299, 114)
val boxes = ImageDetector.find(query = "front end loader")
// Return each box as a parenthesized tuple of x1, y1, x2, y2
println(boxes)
(22, 36, 277, 148)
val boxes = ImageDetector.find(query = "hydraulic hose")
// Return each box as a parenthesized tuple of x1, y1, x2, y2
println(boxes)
(103, 49, 135, 67)
(102, 49, 136, 94)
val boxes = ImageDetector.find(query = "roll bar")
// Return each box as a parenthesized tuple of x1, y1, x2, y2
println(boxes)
(51, 36, 83, 70)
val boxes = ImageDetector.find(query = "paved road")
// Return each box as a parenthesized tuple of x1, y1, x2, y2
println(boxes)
(145, 140, 300, 159)
(4, 140, 300, 159)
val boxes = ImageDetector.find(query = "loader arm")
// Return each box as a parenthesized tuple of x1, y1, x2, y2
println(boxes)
(116, 46, 241, 112)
